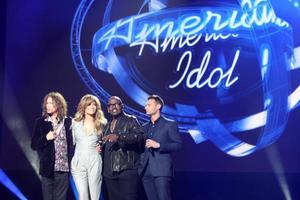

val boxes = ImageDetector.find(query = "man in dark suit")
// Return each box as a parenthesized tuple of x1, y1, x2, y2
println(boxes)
(139, 95, 182, 200)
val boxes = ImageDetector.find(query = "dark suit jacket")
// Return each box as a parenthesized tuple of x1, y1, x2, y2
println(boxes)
(139, 116, 182, 177)
(31, 117, 73, 177)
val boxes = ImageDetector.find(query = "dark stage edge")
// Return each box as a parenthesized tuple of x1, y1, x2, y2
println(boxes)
(0, 171, 299, 200)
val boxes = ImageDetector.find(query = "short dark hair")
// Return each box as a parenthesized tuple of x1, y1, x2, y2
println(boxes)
(108, 96, 124, 110)
(109, 96, 123, 105)
(148, 95, 164, 111)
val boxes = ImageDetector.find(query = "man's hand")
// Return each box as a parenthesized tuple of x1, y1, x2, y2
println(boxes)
(103, 134, 119, 143)
(46, 131, 56, 141)
(145, 139, 160, 149)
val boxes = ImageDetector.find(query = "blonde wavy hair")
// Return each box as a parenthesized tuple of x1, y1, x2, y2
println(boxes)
(74, 94, 107, 133)
(42, 92, 67, 121)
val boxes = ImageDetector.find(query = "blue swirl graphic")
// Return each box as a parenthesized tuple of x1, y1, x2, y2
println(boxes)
(71, 0, 297, 156)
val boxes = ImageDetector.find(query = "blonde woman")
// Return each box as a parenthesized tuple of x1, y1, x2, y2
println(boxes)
(71, 94, 107, 200)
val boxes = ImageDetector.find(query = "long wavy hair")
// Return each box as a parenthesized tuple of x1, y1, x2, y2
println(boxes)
(42, 92, 67, 121)
(74, 94, 107, 133)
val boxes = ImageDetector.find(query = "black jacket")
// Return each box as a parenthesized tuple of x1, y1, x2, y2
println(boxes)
(31, 117, 73, 177)
(103, 112, 144, 173)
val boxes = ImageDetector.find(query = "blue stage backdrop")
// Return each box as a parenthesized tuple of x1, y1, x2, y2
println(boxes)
(1, 0, 300, 200)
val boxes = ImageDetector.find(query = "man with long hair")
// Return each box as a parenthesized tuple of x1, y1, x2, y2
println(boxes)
(31, 92, 73, 200)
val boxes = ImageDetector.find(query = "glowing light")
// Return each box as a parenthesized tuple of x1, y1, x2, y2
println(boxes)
(70, 176, 78, 200)
(1, 84, 40, 177)
(266, 146, 292, 200)
(288, 85, 300, 110)
(0, 169, 27, 200)
(227, 143, 256, 157)
(93, 0, 289, 60)
(188, 130, 207, 144)
(168, 50, 240, 89)
(227, 110, 267, 132)
(261, 46, 269, 79)
(291, 46, 300, 70)
(149, 0, 167, 11)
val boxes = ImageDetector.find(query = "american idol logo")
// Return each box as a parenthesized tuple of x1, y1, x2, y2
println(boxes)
(71, 0, 298, 156)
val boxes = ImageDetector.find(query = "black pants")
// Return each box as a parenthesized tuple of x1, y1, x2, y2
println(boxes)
(41, 172, 69, 200)
(142, 165, 172, 200)
(104, 172, 139, 200)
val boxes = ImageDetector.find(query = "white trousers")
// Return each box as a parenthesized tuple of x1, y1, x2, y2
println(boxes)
(71, 154, 102, 200)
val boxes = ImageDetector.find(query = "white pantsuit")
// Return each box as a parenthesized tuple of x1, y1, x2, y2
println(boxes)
(71, 120, 102, 200)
